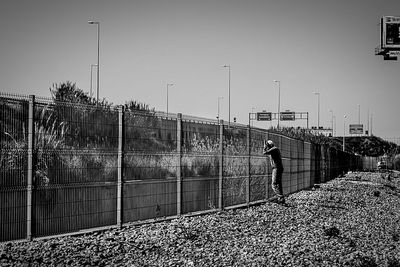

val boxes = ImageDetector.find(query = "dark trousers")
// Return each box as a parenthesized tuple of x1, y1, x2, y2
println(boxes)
(272, 168, 284, 200)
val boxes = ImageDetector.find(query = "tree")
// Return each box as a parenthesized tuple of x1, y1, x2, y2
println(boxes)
(50, 81, 96, 105)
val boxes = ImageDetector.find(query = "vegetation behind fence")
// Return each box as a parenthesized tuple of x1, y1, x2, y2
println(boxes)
(0, 94, 369, 242)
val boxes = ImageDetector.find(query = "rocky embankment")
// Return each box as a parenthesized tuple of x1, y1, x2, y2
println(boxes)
(1, 171, 400, 266)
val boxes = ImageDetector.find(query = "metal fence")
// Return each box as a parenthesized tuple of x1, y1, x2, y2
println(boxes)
(0, 94, 366, 242)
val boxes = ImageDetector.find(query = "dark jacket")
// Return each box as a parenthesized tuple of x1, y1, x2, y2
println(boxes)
(263, 146, 283, 170)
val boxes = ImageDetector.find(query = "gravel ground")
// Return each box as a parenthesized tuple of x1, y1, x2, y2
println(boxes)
(1, 171, 400, 266)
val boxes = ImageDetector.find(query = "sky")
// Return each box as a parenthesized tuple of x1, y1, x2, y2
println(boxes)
(1, 0, 400, 140)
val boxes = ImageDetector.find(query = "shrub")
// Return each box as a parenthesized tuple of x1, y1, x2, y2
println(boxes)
(1, 104, 68, 187)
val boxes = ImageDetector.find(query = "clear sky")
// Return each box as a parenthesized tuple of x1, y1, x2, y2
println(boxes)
(1, 0, 399, 139)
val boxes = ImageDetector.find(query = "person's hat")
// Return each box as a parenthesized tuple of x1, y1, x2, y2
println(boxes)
(267, 140, 274, 146)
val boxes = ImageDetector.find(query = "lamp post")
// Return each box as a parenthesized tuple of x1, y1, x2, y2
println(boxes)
(370, 113, 373, 136)
(333, 115, 336, 136)
(314, 92, 320, 130)
(166, 83, 174, 116)
(367, 108, 370, 136)
(329, 109, 334, 137)
(88, 20, 100, 102)
(273, 80, 281, 129)
(251, 107, 255, 127)
(358, 104, 361, 124)
(217, 96, 223, 124)
(90, 64, 97, 98)
(222, 65, 231, 127)
(343, 116, 346, 151)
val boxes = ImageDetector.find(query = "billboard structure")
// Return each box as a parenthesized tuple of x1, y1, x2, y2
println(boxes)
(349, 124, 363, 135)
(376, 16, 400, 60)
(382, 16, 400, 49)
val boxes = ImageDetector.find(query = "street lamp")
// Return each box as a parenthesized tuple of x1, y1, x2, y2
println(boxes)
(88, 20, 100, 102)
(367, 108, 370, 136)
(222, 65, 231, 127)
(333, 115, 336, 136)
(329, 109, 334, 137)
(343, 116, 346, 151)
(90, 64, 97, 98)
(273, 80, 281, 129)
(166, 83, 174, 116)
(217, 96, 223, 124)
(358, 104, 361, 124)
(314, 92, 320, 130)
(251, 107, 256, 127)
(370, 113, 373, 136)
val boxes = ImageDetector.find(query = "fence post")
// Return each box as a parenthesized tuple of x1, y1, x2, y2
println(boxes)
(279, 135, 284, 194)
(303, 141, 306, 189)
(27, 95, 35, 241)
(246, 125, 251, 206)
(265, 131, 269, 200)
(176, 113, 182, 216)
(218, 120, 224, 210)
(116, 106, 124, 228)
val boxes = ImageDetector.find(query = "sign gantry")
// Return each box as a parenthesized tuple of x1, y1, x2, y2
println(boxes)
(376, 16, 400, 60)
(248, 111, 309, 128)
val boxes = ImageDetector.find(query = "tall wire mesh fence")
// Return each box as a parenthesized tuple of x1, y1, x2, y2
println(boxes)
(1, 94, 29, 241)
(0, 94, 368, 242)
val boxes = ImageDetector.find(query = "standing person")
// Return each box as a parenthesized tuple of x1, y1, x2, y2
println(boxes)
(263, 140, 285, 205)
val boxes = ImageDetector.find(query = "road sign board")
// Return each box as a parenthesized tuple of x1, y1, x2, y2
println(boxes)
(349, 124, 363, 134)
(257, 112, 272, 121)
(280, 111, 295, 121)
(384, 54, 398, 60)
(388, 50, 400, 56)
(382, 16, 400, 49)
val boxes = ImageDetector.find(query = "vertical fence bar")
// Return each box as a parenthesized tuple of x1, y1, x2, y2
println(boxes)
(176, 113, 182, 216)
(246, 125, 250, 206)
(27, 95, 35, 240)
(303, 141, 306, 188)
(117, 106, 123, 227)
(265, 131, 269, 200)
(218, 120, 224, 210)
